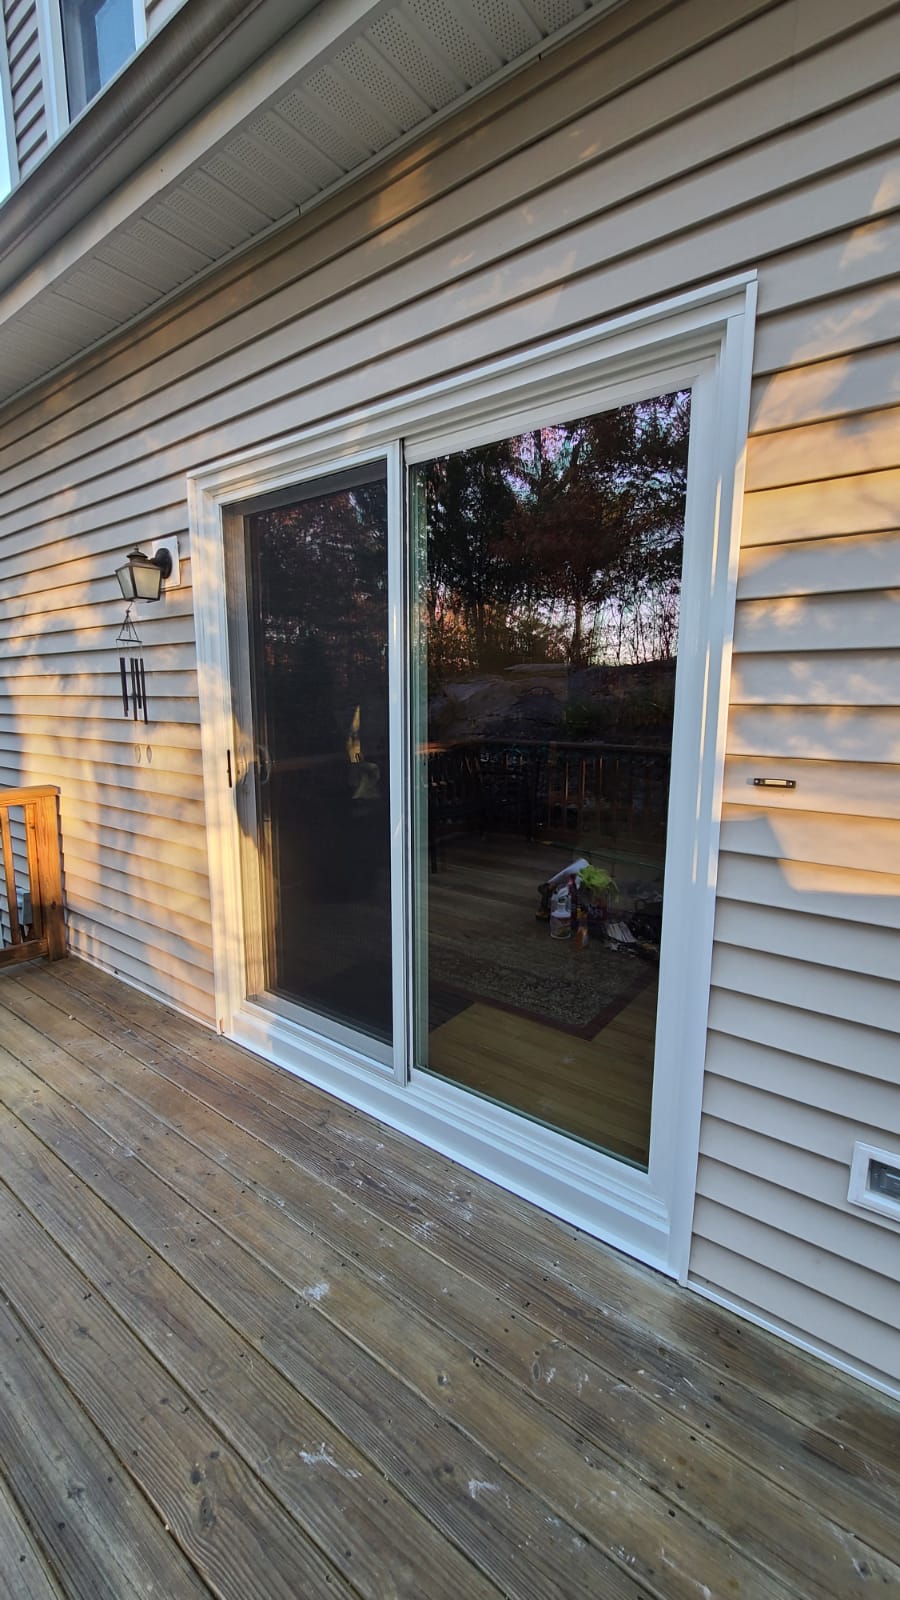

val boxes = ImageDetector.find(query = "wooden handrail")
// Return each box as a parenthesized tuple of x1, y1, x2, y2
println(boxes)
(0, 786, 66, 967)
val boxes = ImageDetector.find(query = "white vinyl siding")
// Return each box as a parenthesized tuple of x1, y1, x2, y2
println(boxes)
(2, 0, 47, 174)
(0, 0, 898, 1384)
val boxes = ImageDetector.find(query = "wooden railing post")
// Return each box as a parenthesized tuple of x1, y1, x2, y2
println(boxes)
(34, 791, 66, 960)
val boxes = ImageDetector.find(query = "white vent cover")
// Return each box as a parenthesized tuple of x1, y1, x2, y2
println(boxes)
(848, 1142, 900, 1224)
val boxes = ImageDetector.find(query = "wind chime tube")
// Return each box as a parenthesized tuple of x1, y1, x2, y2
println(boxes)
(119, 656, 129, 715)
(131, 659, 139, 721)
(139, 658, 148, 725)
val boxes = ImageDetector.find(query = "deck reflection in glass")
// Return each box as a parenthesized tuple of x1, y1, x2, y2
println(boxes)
(412, 395, 690, 1165)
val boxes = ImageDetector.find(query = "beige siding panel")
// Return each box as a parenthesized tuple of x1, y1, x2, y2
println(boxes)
(1, 0, 899, 1389)
(51, 788, 208, 854)
(707, 989, 898, 1083)
(750, 343, 900, 431)
(727, 703, 900, 762)
(711, 942, 899, 1033)
(7, 770, 207, 830)
(0, 643, 201, 680)
(59, 812, 210, 884)
(65, 921, 215, 1025)
(693, 1196, 900, 1344)
(713, 900, 900, 983)
(0, 574, 196, 622)
(737, 529, 900, 600)
(0, 669, 199, 701)
(0, 731, 204, 781)
(0, 755, 205, 810)
(755, 211, 900, 319)
(705, 1029, 900, 1129)
(715, 851, 900, 929)
(742, 468, 900, 546)
(0, 693, 198, 723)
(745, 405, 900, 492)
(5, 187, 900, 545)
(64, 886, 213, 975)
(63, 868, 213, 948)
(722, 756, 900, 819)
(753, 281, 900, 373)
(58, 813, 209, 889)
(3, 13, 900, 490)
(730, 588, 896, 649)
(690, 1235, 900, 1386)
(60, 833, 210, 908)
(718, 806, 900, 874)
(16, 111, 47, 177)
(0, 712, 201, 752)
(697, 1149, 900, 1271)
(730, 649, 900, 706)
(0, 617, 198, 659)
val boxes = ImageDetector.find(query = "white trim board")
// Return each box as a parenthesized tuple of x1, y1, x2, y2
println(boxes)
(189, 274, 757, 1280)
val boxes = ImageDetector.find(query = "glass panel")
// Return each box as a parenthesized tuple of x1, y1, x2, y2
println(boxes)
(243, 467, 393, 1049)
(412, 394, 690, 1165)
(62, 0, 134, 116)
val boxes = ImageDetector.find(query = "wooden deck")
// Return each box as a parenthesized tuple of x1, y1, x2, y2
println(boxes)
(0, 958, 898, 1600)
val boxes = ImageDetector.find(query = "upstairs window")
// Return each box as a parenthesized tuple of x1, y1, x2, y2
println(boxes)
(60, 0, 135, 117)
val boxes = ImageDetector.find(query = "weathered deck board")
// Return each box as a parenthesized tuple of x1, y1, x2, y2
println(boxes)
(40, 961, 900, 1481)
(0, 1466, 64, 1600)
(1, 958, 899, 1600)
(0, 1296, 211, 1600)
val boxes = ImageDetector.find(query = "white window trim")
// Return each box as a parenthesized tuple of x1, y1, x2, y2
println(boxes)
(188, 273, 757, 1281)
(35, 0, 68, 141)
(36, 0, 147, 143)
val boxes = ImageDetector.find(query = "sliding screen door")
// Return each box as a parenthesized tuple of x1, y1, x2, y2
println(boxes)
(233, 463, 393, 1059)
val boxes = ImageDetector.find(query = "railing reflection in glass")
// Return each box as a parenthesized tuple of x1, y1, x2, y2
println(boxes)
(411, 392, 690, 1166)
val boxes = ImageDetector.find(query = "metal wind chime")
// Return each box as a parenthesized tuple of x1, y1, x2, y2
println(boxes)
(113, 545, 174, 722)
(116, 604, 149, 723)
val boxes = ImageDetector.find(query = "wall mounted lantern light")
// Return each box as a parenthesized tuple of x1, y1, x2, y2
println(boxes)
(115, 546, 173, 602)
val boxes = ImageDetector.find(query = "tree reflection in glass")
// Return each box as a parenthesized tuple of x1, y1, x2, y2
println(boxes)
(412, 393, 690, 1165)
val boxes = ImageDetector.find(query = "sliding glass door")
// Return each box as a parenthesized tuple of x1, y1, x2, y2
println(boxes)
(224, 397, 690, 1160)
(193, 283, 754, 1271)
(410, 395, 690, 1166)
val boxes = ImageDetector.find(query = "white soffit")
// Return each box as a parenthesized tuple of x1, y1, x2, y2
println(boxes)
(0, 0, 622, 406)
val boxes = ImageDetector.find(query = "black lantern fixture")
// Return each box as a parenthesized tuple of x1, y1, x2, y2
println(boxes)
(115, 546, 173, 603)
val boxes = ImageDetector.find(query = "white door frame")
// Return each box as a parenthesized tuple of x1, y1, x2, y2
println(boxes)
(188, 273, 756, 1280)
